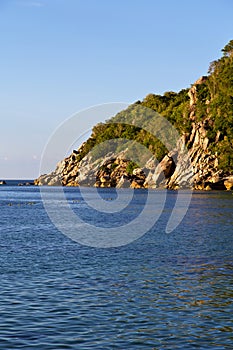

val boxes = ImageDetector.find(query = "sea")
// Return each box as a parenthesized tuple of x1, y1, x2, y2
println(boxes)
(0, 181, 233, 349)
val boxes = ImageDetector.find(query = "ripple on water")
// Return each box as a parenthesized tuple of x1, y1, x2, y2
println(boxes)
(0, 188, 232, 349)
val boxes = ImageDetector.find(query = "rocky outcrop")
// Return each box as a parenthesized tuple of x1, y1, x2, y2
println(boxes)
(18, 182, 34, 186)
(144, 155, 175, 188)
(173, 120, 220, 190)
(94, 157, 146, 188)
(188, 76, 207, 119)
(35, 149, 147, 189)
(34, 76, 232, 190)
(224, 176, 233, 191)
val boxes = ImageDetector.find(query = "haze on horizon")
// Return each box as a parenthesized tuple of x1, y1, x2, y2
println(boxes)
(1, 0, 233, 179)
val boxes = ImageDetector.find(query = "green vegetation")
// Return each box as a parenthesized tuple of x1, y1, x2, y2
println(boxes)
(75, 40, 233, 174)
(126, 161, 139, 175)
(197, 40, 233, 172)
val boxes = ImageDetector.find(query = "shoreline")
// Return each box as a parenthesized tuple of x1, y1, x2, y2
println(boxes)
(0, 180, 232, 192)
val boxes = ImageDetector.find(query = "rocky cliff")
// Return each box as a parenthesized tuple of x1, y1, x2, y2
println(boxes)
(35, 41, 233, 190)
(34, 77, 233, 190)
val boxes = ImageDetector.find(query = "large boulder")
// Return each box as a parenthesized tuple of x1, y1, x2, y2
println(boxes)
(145, 155, 175, 188)
(224, 176, 233, 190)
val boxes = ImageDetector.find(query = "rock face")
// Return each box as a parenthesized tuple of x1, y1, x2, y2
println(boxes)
(34, 76, 232, 190)
(144, 155, 175, 188)
(35, 150, 147, 189)
(224, 176, 233, 191)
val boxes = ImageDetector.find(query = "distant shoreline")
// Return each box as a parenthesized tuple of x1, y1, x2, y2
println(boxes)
(0, 179, 34, 186)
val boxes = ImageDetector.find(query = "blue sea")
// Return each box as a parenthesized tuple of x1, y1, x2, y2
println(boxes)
(0, 183, 233, 349)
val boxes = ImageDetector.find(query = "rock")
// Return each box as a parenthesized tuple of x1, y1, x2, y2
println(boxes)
(145, 155, 176, 188)
(159, 155, 176, 178)
(0, 180, 6, 185)
(194, 76, 207, 85)
(116, 175, 130, 188)
(132, 168, 144, 176)
(18, 182, 34, 186)
(187, 77, 207, 116)
(215, 130, 221, 143)
(47, 175, 62, 186)
(224, 176, 233, 190)
(208, 180, 226, 190)
(130, 180, 142, 189)
(188, 85, 197, 107)
(34, 175, 48, 186)
(66, 180, 79, 187)
(203, 137, 209, 151)
(100, 175, 110, 183)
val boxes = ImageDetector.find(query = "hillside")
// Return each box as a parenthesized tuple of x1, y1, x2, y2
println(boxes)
(35, 40, 233, 190)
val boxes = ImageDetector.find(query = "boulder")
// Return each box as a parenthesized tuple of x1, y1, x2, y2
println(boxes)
(224, 176, 233, 190)
(145, 155, 175, 188)
(130, 180, 142, 189)
(116, 175, 130, 188)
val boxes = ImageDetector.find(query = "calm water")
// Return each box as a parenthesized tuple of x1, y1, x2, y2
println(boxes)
(0, 185, 233, 349)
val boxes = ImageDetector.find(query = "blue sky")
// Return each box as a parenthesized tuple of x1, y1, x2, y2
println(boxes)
(1, 0, 233, 178)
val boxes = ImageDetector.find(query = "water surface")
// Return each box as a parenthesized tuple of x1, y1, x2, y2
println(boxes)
(0, 186, 232, 349)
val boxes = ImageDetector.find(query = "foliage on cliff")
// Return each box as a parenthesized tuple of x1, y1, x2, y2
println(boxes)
(76, 40, 233, 173)
(196, 40, 233, 172)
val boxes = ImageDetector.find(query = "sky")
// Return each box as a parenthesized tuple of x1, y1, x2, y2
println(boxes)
(1, 0, 233, 179)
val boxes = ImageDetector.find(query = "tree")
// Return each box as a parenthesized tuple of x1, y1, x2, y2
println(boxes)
(221, 39, 233, 57)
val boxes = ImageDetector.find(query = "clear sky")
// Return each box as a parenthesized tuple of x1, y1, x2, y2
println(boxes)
(1, 0, 233, 179)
